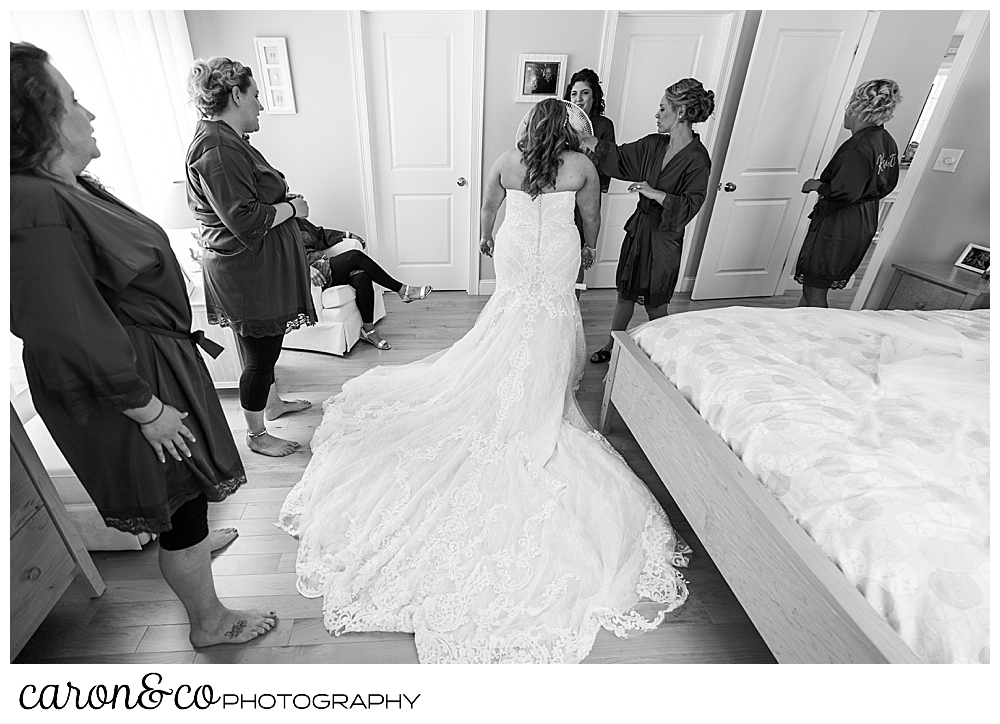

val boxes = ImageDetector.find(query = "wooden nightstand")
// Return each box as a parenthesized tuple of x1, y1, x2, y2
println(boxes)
(187, 274, 242, 388)
(878, 262, 990, 311)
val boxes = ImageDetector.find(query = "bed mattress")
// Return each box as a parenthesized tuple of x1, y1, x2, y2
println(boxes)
(631, 306, 989, 664)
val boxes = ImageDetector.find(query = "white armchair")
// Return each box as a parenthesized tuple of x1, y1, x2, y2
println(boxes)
(282, 238, 387, 356)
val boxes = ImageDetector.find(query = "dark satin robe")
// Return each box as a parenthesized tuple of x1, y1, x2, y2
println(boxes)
(594, 132, 711, 307)
(185, 119, 315, 337)
(10, 173, 245, 534)
(795, 124, 899, 289)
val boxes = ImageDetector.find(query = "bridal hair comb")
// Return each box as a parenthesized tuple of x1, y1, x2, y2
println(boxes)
(515, 99, 594, 145)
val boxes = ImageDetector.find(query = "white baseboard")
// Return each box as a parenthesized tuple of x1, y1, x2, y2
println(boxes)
(478, 279, 496, 295)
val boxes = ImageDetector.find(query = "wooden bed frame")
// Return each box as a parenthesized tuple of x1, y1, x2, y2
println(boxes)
(600, 331, 921, 664)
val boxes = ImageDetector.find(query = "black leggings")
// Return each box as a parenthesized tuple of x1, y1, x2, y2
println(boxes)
(235, 332, 285, 411)
(158, 495, 209, 551)
(328, 250, 403, 324)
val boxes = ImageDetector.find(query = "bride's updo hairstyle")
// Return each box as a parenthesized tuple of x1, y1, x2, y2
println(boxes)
(517, 98, 592, 200)
(664, 78, 715, 125)
(187, 57, 254, 119)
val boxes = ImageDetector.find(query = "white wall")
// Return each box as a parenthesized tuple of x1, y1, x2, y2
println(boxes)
(478, 10, 607, 281)
(833, 10, 962, 152)
(185, 10, 369, 236)
(862, 18, 990, 308)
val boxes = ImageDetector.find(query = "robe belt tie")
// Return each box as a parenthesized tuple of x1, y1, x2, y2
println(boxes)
(125, 323, 225, 359)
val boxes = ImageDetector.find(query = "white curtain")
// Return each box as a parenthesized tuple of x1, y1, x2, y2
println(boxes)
(10, 10, 197, 215)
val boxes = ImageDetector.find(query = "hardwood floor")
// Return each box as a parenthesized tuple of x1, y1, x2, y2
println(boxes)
(16, 284, 852, 665)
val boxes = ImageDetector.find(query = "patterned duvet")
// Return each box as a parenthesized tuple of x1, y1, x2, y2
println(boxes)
(631, 306, 989, 664)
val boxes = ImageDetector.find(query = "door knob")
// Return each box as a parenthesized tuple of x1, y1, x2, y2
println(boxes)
(723, 182, 737, 192)
(456, 177, 467, 187)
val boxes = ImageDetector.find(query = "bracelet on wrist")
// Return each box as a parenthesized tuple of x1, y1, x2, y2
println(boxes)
(137, 400, 166, 425)
(286, 201, 297, 218)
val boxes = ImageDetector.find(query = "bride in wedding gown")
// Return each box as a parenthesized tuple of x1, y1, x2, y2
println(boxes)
(277, 99, 690, 663)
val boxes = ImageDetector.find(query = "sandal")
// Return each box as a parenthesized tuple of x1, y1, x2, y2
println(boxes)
(399, 284, 433, 303)
(360, 328, 391, 349)
(590, 349, 612, 364)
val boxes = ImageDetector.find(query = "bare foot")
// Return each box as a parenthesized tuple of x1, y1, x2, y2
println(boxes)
(189, 608, 278, 648)
(208, 528, 238, 553)
(246, 432, 300, 457)
(264, 398, 312, 421)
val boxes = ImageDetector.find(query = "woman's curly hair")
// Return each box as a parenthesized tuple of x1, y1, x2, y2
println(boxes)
(187, 57, 254, 119)
(563, 67, 606, 118)
(847, 79, 902, 125)
(518, 98, 582, 199)
(10, 42, 63, 174)
(665, 78, 715, 125)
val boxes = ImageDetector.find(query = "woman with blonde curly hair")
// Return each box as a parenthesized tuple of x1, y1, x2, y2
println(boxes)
(795, 78, 902, 307)
(277, 98, 691, 663)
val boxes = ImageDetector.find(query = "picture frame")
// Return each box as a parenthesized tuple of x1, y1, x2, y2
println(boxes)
(515, 54, 568, 103)
(253, 37, 296, 114)
(953, 243, 990, 273)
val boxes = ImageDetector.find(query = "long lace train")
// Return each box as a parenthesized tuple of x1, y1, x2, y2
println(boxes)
(277, 190, 690, 663)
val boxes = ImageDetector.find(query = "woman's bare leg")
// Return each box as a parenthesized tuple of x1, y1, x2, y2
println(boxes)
(799, 284, 829, 308)
(263, 382, 311, 421)
(159, 538, 277, 647)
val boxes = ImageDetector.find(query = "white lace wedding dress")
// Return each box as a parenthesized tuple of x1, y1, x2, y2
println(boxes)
(277, 189, 690, 663)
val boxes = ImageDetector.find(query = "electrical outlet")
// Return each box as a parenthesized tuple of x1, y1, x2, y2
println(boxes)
(932, 148, 964, 173)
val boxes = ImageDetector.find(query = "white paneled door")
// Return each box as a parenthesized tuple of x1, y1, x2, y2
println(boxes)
(692, 10, 871, 299)
(586, 11, 738, 289)
(363, 12, 475, 290)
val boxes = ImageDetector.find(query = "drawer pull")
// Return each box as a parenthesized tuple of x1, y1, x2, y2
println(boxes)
(27, 567, 42, 581)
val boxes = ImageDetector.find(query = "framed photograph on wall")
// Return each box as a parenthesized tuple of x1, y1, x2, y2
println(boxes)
(253, 37, 296, 114)
(515, 54, 568, 103)
(954, 243, 990, 273)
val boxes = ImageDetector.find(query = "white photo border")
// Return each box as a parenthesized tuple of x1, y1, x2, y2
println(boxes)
(953, 242, 990, 273)
(515, 53, 568, 103)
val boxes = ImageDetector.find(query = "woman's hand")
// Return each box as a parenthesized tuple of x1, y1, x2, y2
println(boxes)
(288, 194, 310, 218)
(801, 179, 822, 194)
(479, 237, 495, 258)
(581, 246, 596, 270)
(579, 135, 598, 154)
(138, 404, 197, 463)
(627, 181, 664, 203)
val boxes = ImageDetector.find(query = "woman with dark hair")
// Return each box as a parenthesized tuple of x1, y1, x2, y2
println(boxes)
(795, 79, 902, 307)
(582, 78, 714, 363)
(10, 42, 276, 647)
(185, 57, 431, 457)
(277, 98, 690, 664)
(563, 68, 616, 297)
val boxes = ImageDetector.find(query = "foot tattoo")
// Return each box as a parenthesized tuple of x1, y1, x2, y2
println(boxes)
(224, 619, 248, 640)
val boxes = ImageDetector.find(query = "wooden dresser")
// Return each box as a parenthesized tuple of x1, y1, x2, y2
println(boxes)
(878, 261, 990, 311)
(10, 406, 105, 662)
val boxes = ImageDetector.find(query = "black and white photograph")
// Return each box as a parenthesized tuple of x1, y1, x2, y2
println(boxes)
(7, 6, 990, 721)
(954, 242, 990, 272)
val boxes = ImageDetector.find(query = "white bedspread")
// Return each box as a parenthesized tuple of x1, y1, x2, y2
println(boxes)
(632, 307, 990, 664)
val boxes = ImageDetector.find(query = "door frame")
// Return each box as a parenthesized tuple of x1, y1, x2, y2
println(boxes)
(349, 9, 487, 294)
(594, 9, 745, 292)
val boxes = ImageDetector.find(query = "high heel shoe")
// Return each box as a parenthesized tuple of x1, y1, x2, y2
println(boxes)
(398, 284, 432, 303)
(359, 327, 391, 349)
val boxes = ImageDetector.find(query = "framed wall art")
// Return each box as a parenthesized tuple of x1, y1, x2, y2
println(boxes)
(253, 37, 296, 114)
(515, 53, 567, 103)
(954, 242, 990, 273)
